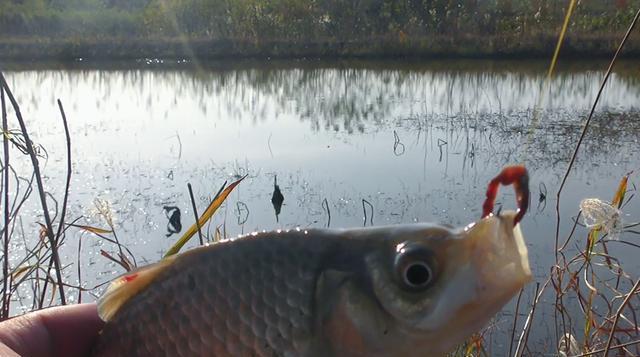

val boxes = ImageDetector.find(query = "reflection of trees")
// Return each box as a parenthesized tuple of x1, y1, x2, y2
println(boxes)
(405, 109, 640, 176)
(6, 61, 640, 137)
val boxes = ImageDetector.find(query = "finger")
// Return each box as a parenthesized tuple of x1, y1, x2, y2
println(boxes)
(0, 303, 104, 357)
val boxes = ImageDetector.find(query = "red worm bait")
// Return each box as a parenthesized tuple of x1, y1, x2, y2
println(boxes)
(482, 165, 530, 225)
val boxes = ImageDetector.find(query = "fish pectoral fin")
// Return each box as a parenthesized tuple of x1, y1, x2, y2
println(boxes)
(315, 269, 352, 313)
(98, 256, 176, 322)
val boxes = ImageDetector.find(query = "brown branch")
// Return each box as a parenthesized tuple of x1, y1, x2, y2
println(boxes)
(603, 279, 640, 356)
(39, 100, 72, 308)
(187, 183, 204, 245)
(554, 6, 640, 257)
(1, 86, 9, 318)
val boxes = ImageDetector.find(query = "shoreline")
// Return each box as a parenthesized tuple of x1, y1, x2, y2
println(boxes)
(1, 33, 639, 62)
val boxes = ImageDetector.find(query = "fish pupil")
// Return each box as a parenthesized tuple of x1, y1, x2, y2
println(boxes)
(404, 262, 431, 287)
(394, 242, 436, 291)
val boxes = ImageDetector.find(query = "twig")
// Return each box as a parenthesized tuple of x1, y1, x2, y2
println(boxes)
(603, 279, 640, 356)
(554, 6, 640, 258)
(76, 231, 82, 304)
(99, 250, 130, 272)
(559, 212, 582, 251)
(213, 181, 227, 202)
(514, 282, 541, 357)
(0, 72, 66, 305)
(571, 339, 640, 357)
(187, 183, 204, 245)
(39, 100, 72, 308)
(508, 288, 525, 357)
(55, 100, 72, 247)
(1, 86, 9, 318)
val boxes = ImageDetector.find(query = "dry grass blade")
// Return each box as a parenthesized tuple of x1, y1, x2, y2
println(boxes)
(555, 5, 640, 254)
(603, 279, 640, 356)
(187, 182, 204, 245)
(0, 72, 66, 305)
(508, 288, 525, 357)
(38, 99, 73, 309)
(611, 172, 632, 209)
(515, 282, 543, 357)
(164, 175, 246, 258)
(571, 339, 640, 357)
(1, 82, 10, 318)
(547, 0, 578, 79)
(68, 223, 112, 234)
(10, 265, 34, 281)
(524, 0, 577, 154)
(100, 249, 132, 272)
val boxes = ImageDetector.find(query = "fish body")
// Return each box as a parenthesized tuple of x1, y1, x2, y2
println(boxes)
(91, 211, 530, 356)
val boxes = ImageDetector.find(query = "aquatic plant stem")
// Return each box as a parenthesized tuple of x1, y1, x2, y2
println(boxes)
(1, 87, 9, 318)
(0, 72, 66, 305)
(322, 198, 331, 228)
(187, 183, 204, 245)
(554, 7, 640, 255)
(514, 281, 545, 357)
(603, 278, 640, 356)
(362, 199, 373, 226)
(39, 100, 72, 308)
(508, 288, 524, 357)
(572, 339, 640, 356)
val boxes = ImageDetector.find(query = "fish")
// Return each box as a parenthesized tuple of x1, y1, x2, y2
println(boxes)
(91, 166, 532, 356)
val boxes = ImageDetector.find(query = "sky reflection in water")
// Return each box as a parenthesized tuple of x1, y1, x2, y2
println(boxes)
(3, 60, 640, 352)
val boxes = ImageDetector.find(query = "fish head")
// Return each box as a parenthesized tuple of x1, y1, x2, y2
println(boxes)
(325, 211, 531, 355)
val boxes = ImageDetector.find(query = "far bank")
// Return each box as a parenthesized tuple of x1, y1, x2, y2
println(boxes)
(2, 33, 640, 61)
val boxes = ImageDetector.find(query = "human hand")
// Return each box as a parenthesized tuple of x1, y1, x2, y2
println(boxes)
(0, 303, 104, 357)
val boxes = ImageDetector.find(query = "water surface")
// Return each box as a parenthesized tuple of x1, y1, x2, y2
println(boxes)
(3, 59, 640, 353)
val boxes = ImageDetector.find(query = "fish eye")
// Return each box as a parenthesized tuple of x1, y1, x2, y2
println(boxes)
(394, 242, 436, 291)
(403, 262, 432, 287)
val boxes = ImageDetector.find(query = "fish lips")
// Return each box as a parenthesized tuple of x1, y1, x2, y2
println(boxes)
(411, 211, 532, 353)
(466, 210, 532, 294)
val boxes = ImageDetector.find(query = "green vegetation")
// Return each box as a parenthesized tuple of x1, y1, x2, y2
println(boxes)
(1, 1, 640, 59)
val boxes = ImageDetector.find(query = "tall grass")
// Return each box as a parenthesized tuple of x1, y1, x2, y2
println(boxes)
(0, 2, 639, 356)
(1, 1, 640, 58)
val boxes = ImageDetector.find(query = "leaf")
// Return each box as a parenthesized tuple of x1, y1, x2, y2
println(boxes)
(164, 175, 246, 258)
(69, 223, 112, 235)
(611, 171, 632, 209)
(11, 265, 35, 280)
(586, 229, 599, 257)
(100, 249, 132, 272)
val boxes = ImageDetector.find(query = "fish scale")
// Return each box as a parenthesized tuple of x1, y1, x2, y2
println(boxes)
(92, 231, 326, 356)
(92, 211, 531, 356)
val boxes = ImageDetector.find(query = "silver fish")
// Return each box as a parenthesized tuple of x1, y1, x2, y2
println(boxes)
(92, 167, 531, 356)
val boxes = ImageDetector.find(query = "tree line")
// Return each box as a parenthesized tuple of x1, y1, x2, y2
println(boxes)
(1, 0, 637, 40)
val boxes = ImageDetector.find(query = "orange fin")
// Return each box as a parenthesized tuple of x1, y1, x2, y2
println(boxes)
(97, 256, 175, 322)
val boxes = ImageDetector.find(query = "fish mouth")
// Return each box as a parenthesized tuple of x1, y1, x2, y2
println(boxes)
(404, 212, 531, 354)
(413, 211, 531, 328)
(468, 211, 532, 312)
(469, 210, 532, 291)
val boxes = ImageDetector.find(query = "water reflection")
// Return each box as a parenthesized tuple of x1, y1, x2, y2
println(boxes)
(6, 61, 640, 139)
(271, 176, 284, 222)
(2, 60, 640, 354)
(162, 206, 182, 237)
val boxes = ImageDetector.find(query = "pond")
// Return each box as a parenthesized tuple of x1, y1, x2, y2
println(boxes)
(3, 59, 640, 354)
